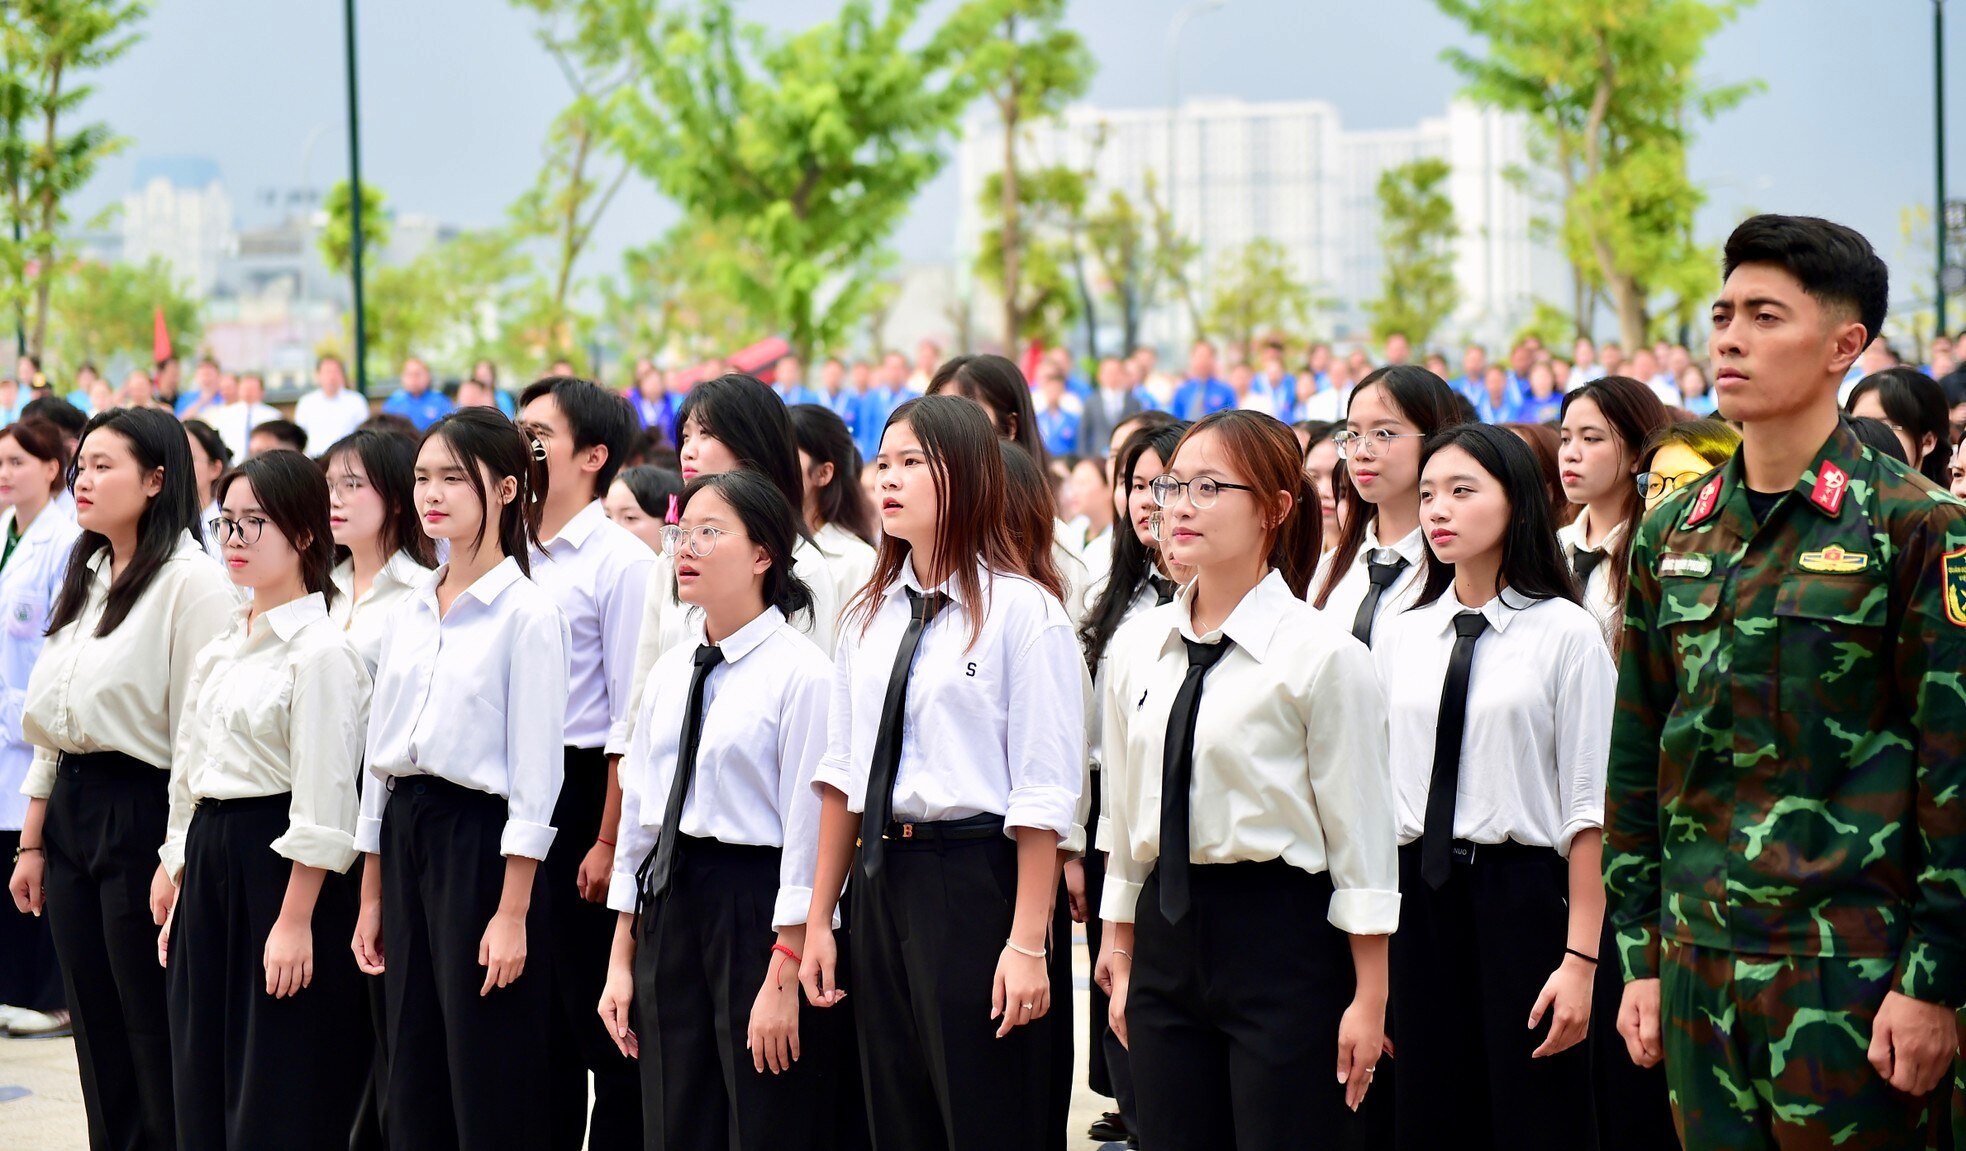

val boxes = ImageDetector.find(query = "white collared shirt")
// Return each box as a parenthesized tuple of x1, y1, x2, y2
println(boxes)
(1308, 522, 1427, 643)
(292, 388, 371, 454)
(810, 559, 1083, 840)
(204, 400, 281, 461)
(356, 557, 572, 860)
(329, 550, 433, 676)
(530, 500, 655, 749)
(0, 502, 79, 828)
(1554, 511, 1626, 640)
(199, 501, 226, 565)
(21, 532, 236, 797)
(1373, 587, 1614, 855)
(608, 607, 832, 925)
(161, 594, 372, 879)
(811, 521, 876, 631)
(1052, 523, 1091, 622)
(1098, 570, 1400, 934)
(611, 536, 842, 756)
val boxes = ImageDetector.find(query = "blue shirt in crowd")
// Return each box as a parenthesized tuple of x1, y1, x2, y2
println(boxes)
(1170, 376, 1237, 420)
(1036, 406, 1080, 458)
(382, 388, 455, 431)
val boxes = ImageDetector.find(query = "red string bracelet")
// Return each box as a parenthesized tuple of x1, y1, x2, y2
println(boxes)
(771, 943, 801, 966)
(595, 837, 615, 848)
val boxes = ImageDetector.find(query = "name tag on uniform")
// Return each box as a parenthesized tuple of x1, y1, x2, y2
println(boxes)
(1658, 552, 1713, 578)
(1797, 545, 1868, 574)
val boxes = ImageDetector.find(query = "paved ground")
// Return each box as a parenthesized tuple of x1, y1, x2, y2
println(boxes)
(0, 926, 1124, 1150)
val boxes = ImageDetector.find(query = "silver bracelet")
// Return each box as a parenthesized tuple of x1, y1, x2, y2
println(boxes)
(1110, 948, 1132, 960)
(1004, 938, 1046, 959)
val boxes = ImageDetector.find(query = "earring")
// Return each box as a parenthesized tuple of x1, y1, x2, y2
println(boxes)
(530, 438, 548, 462)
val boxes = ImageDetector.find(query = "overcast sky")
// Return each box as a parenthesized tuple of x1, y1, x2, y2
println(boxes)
(62, 0, 1966, 313)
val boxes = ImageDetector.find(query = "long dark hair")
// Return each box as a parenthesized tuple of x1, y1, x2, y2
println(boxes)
(1078, 420, 1189, 671)
(49, 408, 206, 637)
(1313, 366, 1462, 608)
(419, 407, 547, 576)
(996, 440, 1063, 599)
(215, 450, 341, 611)
(1847, 367, 1952, 485)
(1169, 411, 1322, 596)
(928, 353, 1048, 470)
(676, 469, 814, 626)
(788, 403, 875, 544)
(322, 428, 438, 569)
(1502, 422, 1571, 528)
(1412, 423, 1580, 609)
(676, 373, 814, 544)
(845, 395, 1028, 648)
(1560, 376, 1669, 607)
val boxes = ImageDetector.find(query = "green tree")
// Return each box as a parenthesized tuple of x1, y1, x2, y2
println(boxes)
(362, 226, 537, 378)
(45, 255, 198, 370)
(1204, 238, 1311, 354)
(1366, 157, 1461, 346)
(0, 0, 146, 358)
(944, 0, 1092, 350)
(600, 0, 975, 363)
(1086, 173, 1192, 355)
(976, 163, 1085, 351)
(1436, 0, 1757, 350)
(599, 221, 767, 362)
(318, 178, 390, 276)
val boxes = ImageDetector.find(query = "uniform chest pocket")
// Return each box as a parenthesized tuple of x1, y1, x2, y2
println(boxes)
(222, 675, 295, 745)
(1655, 577, 1724, 696)
(1774, 575, 1887, 698)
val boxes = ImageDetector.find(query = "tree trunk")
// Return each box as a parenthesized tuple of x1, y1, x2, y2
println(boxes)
(1570, 259, 1590, 339)
(1071, 243, 1098, 361)
(1611, 274, 1647, 354)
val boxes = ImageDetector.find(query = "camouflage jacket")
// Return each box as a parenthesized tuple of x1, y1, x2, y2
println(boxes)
(1604, 420, 1966, 1007)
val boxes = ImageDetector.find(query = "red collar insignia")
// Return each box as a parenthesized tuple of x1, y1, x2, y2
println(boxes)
(1809, 461, 1849, 516)
(1685, 474, 1724, 527)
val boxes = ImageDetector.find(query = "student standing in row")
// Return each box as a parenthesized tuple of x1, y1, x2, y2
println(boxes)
(516, 377, 654, 1151)
(9, 407, 236, 1150)
(596, 469, 855, 1151)
(1075, 420, 1190, 1149)
(801, 395, 1083, 1151)
(1100, 411, 1398, 1151)
(605, 465, 685, 555)
(162, 450, 373, 1149)
(789, 404, 878, 607)
(1375, 423, 1612, 1151)
(1310, 367, 1462, 647)
(351, 409, 572, 1151)
(1555, 378, 1669, 641)
(0, 420, 77, 1039)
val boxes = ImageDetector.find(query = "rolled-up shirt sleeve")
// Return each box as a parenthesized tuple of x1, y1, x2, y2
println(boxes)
(1098, 638, 1148, 923)
(1002, 621, 1084, 841)
(775, 664, 833, 927)
(1304, 641, 1401, 935)
(272, 646, 371, 874)
(501, 606, 571, 860)
(810, 629, 861, 806)
(1552, 628, 1615, 858)
(606, 717, 655, 914)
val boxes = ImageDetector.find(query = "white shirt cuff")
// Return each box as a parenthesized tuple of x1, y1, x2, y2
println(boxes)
(1327, 887, 1401, 936)
(1005, 785, 1078, 842)
(810, 760, 855, 805)
(1556, 816, 1602, 859)
(22, 750, 55, 799)
(1099, 876, 1142, 923)
(353, 816, 383, 856)
(271, 823, 360, 875)
(158, 836, 186, 884)
(606, 870, 640, 914)
(500, 819, 557, 861)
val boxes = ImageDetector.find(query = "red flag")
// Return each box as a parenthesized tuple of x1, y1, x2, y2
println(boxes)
(152, 306, 171, 364)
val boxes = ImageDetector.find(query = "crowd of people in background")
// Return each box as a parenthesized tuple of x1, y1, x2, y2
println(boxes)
(0, 211, 1965, 1151)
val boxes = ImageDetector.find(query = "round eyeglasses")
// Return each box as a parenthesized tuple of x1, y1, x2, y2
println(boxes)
(660, 523, 735, 558)
(1149, 474, 1256, 510)
(1635, 471, 1707, 500)
(1331, 428, 1426, 460)
(208, 516, 268, 546)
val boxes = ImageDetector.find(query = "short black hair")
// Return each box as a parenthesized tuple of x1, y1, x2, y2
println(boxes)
(21, 395, 85, 440)
(182, 419, 233, 468)
(251, 418, 308, 454)
(1722, 214, 1889, 346)
(518, 376, 636, 492)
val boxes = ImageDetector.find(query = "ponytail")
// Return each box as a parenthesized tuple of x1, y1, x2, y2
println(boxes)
(1272, 472, 1321, 598)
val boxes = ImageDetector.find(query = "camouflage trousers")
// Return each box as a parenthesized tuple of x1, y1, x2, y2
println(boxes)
(1661, 941, 1936, 1150)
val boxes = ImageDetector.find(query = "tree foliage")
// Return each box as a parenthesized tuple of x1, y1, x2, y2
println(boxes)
(598, 222, 767, 363)
(1204, 238, 1311, 354)
(318, 178, 390, 277)
(975, 163, 1086, 352)
(46, 255, 198, 370)
(1435, 0, 1757, 349)
(1366, 157, 1460, 346)
(1085, 171, 1191, 356)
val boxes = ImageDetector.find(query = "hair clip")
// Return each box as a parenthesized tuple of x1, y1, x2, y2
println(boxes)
(530, 438, 548, 462)
(665, 493, 680, 524)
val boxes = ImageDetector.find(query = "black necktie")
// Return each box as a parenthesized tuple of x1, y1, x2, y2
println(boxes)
(1569, 545, 1606, 587)
(643, 643, 725, 904)
(859, 589, 947, 878)
(1158, 637, 1234, 923)
(1422, 611, 1490, 889)
(1351, 553, 1410, 648)
(1149, 575, 1178, 606)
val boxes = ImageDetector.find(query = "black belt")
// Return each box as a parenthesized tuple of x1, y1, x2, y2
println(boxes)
(383, 774, 501, 805)
(56, 749, 158, 778)
(195, 792, 291, 813)
(1405, 838, 1553, 866)
(871, 812, 1005, 844)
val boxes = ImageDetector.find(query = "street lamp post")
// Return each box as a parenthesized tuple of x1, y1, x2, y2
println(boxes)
(1166, 0, 1226, 343)
(1937, 0, 1950, 337)
(343, 0, 369, 395)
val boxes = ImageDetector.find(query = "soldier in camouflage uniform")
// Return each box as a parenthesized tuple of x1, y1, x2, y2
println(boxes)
(1604, 215, 1966, 1150)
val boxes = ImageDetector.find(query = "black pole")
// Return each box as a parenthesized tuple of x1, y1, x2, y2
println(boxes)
(11, 216, 22, 358)
(343, 0, 369, 395)
(1939, 0, 1949, 339)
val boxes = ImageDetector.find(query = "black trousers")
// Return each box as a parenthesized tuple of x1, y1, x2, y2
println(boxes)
(1128, 859, 1366, 1151)
(0, 827, 63, 1011)
(42, 751, 174, 1151)
(544, 746, 641, 1151)
(850, 820, 1054, 1151)
(637, 834, 857, 1151)
(166, 794, 368, 1150)
(1081, 776, 1136, 1124)
(380, 776, 552, 1151)
(349, 855, 389, 1151)
(1389, 841, 1595, 1151)
(1589, 916, 1678, 1151)
(1045, 876, 1073, 1151)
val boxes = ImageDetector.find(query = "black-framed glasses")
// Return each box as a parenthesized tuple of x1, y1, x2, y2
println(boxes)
(1149, 474, 1256, 510)
(1331, 428, 1426, 460)
(660, 523, 735, 558)
(208, 516, 268, 546)
(1635, 471, 1706, 500)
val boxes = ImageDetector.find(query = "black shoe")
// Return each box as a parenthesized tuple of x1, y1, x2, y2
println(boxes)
(1087, 1112, 1130, 1142)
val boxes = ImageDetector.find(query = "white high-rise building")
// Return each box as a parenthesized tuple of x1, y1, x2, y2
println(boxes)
(955, 96, 1564, 353)
(121, 156, 236, 298)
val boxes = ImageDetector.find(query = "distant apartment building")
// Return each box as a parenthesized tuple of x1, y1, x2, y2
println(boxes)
(121, 156, 236, 298)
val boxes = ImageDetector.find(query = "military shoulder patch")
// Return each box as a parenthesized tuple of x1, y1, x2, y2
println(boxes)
(1945, 547, 1966, 628)
(1798, 545, 1868, 574)
(1659, 552, 1713, 578)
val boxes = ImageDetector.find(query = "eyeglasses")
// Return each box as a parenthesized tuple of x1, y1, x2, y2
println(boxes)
(660, 523, 735, 558)
(1149, 474, 1256, 510)
(1635, 471, 1706, 500)
(208, 515, 268, 546)
(1331, 429, 1426, 460)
